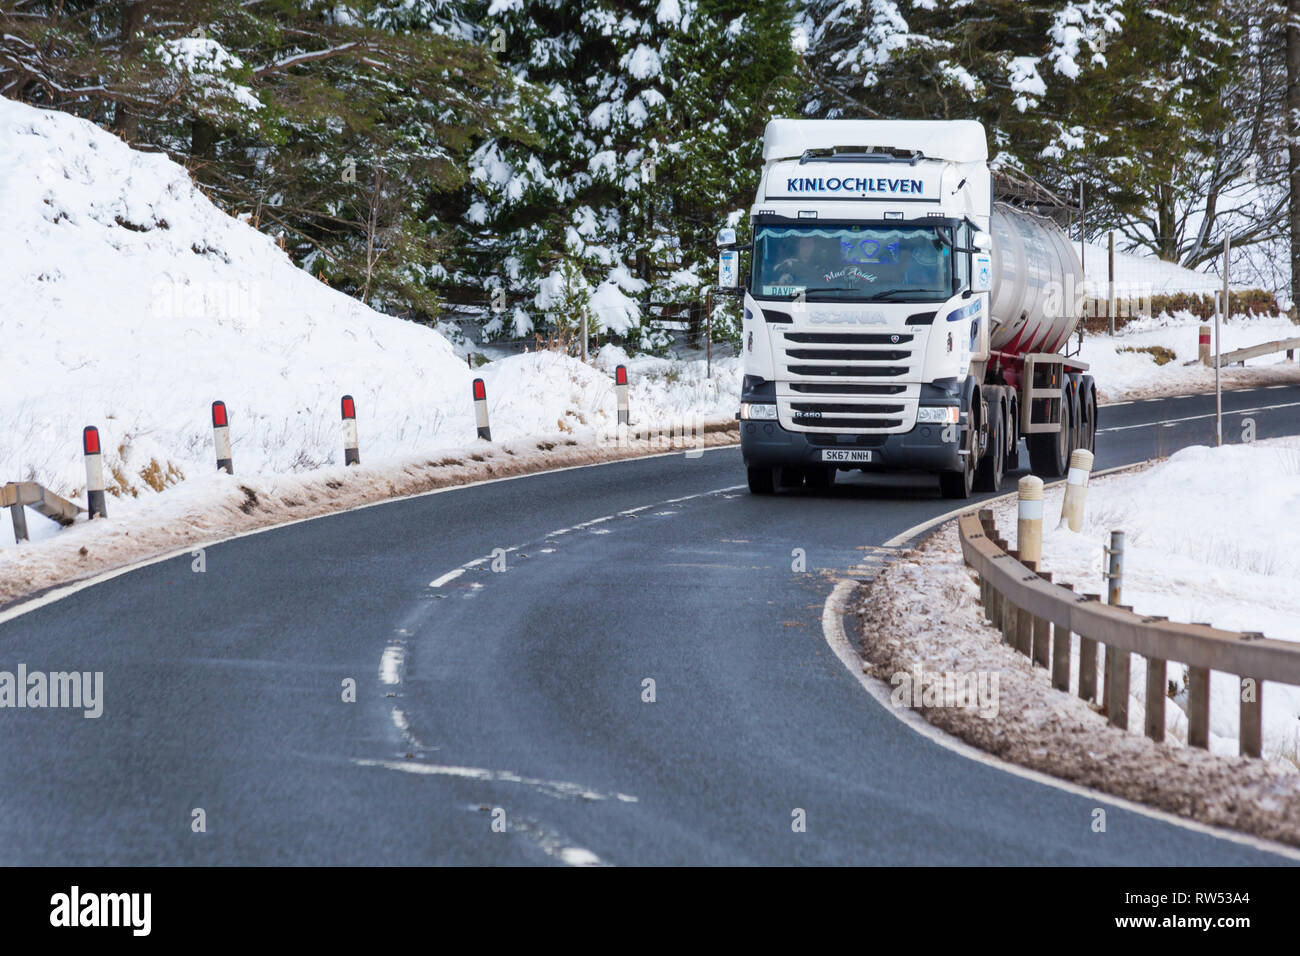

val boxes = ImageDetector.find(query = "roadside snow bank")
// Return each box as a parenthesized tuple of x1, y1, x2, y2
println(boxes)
(0, 97, 741, 569)
(988, 439, 1300, 763)
(1078, 312, 1300, 402)
(854, 525, 1300, 849)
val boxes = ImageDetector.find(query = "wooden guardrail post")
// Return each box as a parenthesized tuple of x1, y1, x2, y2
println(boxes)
(6, 484, 29, 543)
(1187, 666, 1211, 749)
(1032, 570, 1052, 668)
(1078, 594, 1100, 703)
(1240, 675, 1262, 758)
(1052, 583, 1074, 691)
(1104, 532, 1129, 729)
(1145, 656, 1166, 743)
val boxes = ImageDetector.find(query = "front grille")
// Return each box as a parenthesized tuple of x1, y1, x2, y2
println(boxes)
(784, 332, 913, 345)
(785, 348, 910, 361)
(787, 365, 908, 377)
(789, 383, 905, 395)
(791, 403, 904, 414)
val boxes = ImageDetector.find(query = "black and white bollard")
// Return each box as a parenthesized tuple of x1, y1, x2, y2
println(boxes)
(212, 401, 233, 474)
(615, 365, 629, 426)
(83, 425, 107, 519)
(341, 395, 360, 466)
(473, 378, 491, 441)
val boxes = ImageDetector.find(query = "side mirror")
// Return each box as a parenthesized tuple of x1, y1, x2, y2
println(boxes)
(718, 249, 739, 289)
(972, 230, 992, 252)
(971, 253, 992, 293)
(717, 227, 737, 249)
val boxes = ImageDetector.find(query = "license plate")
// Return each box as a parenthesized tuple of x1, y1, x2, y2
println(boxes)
(821, 449, 872, 463)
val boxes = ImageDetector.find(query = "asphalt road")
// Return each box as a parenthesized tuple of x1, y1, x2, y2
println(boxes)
(2, 384, 1299, 865)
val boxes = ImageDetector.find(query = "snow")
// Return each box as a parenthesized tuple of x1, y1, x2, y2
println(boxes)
(0, 97, 739, 569)
(991, 439, 1300, 763)
(1076, 311, 1300, 401)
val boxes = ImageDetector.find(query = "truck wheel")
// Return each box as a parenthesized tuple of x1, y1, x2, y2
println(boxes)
(747, 466, 775, 494)
(1004, 402, 1021, 473)
(974, 398, 1004, 492)
(1027, 387, 1071, 477)
(1080, 381, 1097, 453)
(939, 428, 975, 499)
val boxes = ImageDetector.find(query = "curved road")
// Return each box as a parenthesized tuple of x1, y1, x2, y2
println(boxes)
(2, 384, 1299, 864)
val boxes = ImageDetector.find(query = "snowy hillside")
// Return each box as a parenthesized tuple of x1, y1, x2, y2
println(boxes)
(0, 98, 737, 531)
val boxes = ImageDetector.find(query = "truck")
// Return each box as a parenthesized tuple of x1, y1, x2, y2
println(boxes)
(721, 119, 1096, 498)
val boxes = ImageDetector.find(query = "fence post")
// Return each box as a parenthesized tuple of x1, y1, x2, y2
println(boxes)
(83, 426, 107, 518)
(7, 485, 29, 543)
(212, 401, 233, 474)
(1145, 656, 1166, 743)
(1188, 665, 1211, 749)
(341, 395, 360, 466)
(473, 378, 491, 441)
(1107, 230, 1115, 336)
(1078, 594, 1100, 703)
(1198, 325, 1212, 365)
(1103, 532, 1129, 728)
(1059, 448, 1094, 532)
(1032, 570, 1052, 668)
(1052, 583, 1073, 691)
(1240, 676, 1262, 758)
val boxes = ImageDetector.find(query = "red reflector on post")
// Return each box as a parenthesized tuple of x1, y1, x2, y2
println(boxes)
(212, 401, 228, 427)
(341, 395, 356, 419)
(615, 365, 627, 386)
(83, 425, 100, 455)
(473, 378, 486, 401)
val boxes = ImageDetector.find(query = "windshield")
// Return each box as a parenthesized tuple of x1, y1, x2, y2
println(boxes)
(751, 223, 953, 302)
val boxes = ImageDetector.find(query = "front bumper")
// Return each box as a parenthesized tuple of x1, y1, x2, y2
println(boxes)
(740, 418, 962, 471)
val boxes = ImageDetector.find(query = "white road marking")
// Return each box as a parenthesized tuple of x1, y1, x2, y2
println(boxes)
(428, 568, 465, 588)
(379, 645, 403, 685)
(0, 444, 740, 627)
(820, 578, 1300, 861)
(354, 758, 639, 804)
(1098, 400, 1300, 433)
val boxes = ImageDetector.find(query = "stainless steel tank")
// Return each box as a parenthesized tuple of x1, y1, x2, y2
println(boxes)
(987, 203, 1083, 356)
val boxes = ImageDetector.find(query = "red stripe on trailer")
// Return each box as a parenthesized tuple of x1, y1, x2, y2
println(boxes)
(473, 378, 486, 401)
(212, 401, 228, 427)
(341, 395, 356, 419)
(83, 425, 100, 455)
(615, 365, 628, 386)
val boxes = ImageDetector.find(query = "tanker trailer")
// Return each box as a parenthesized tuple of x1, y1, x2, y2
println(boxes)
(722, 118, 1096, 497)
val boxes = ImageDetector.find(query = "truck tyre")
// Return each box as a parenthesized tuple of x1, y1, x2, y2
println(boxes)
(1027, 386, 1071, 477)
(1080, 378, 1097, 452)
(939, 427, 976, 498)
(1004, 400, 1021, 473)
(974, 397, 1005, 492)
(747, 466, 775, 494)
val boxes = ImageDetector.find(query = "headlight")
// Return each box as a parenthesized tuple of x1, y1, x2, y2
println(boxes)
(916, 406, 960, 424)
(740, 402, 778, 421)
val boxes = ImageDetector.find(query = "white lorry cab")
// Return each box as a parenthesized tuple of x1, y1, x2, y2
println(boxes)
(721, 119, 1095, 497)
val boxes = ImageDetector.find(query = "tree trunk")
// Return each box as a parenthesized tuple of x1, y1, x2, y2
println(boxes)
(1287, 0, 1300, 305)
(110, 1, 151, 142)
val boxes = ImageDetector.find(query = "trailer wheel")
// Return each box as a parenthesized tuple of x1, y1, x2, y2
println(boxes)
(1027, 386, 1071, 477)
(974, 397, 1004, 492)
(747, 466, 775, 494)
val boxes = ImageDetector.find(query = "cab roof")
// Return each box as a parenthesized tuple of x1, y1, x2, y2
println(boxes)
(763, 119, 988, 165)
